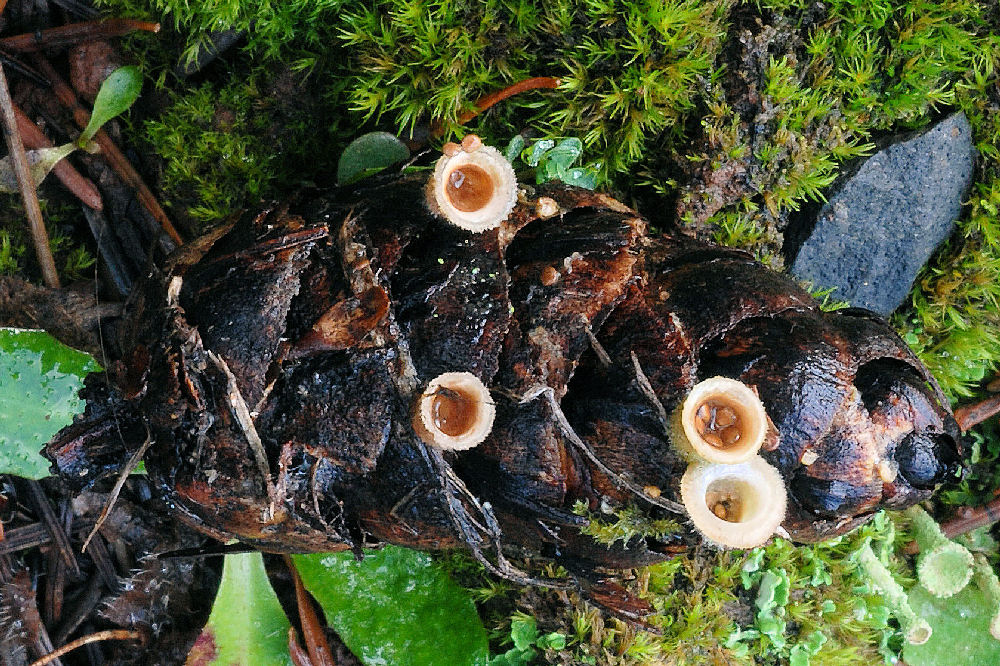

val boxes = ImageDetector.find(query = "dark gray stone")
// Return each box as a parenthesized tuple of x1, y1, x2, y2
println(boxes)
(789, 112, 976, 315)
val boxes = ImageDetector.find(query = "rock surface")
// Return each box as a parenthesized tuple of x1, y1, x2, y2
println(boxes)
(789, 112, 976, 315)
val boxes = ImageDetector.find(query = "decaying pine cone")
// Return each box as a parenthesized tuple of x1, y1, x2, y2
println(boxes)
(46, 138, 960, 598)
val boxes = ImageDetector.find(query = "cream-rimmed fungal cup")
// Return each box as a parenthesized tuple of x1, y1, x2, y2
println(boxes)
(680, 456, 787, 549)
(671, 376, 769, 464)
(427, 135, 518, 232)
(412, 372, 496, 451)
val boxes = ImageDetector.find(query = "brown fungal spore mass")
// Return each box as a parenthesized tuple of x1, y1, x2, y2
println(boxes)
(673, 376, 770, 465)
(44, 140, 960, 611)
(706, 477, 753, 522)
(446, 164, 493, 212)
(696, 399, 742, 450)
(432, 388, 477, 436)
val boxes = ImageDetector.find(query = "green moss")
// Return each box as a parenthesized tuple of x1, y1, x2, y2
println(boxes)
(0, 197, 96, 282)
(573, 500, 681, 548)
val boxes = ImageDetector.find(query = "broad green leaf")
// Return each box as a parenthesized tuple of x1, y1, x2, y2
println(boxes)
(293, 546, 489, 666)
(903, 584, 1000, 666)
(0, 143, 78, 194)
(186, 552, 292, 666)
(79, 66, 143, 146)
(337, 132, 410, 185)
(0, 329, 100, 479)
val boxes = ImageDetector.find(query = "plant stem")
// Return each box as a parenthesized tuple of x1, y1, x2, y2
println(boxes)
(457, 76, 562, 125)
(0, 63, 60, 288)
(0, 19, 160, 53)
(13, 104, 102, 210)
(429, 76, 561, 139)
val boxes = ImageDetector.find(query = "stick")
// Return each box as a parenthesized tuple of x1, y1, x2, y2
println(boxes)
(14, 104, 103, 209)
(28, 629, 142, 666)
(430, 76, 561, 139)
(904, 500, 1000, 555)
(31, 55, 184, 246)
(955, 393, 1000, 432)
(81, 429, 153, 553)
(458, 76, 561, 125)
(284, 555, 337, 666)
(0, 64, 60, 287)
(1, 19, 160, 53)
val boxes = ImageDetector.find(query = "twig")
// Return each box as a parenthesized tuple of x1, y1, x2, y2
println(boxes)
(284, 555, 337, 666)
(31, 55, 184, 246)
(14, 103, 103, 209)
(24, 481, 78, 575)
(28, 629, 142, 666)
(955, 393, 1000, 432)
(430, 76, 561, 139)
(1, 19, 160, 53)
(0, 63, 60, 287)
(904, 500, 1000, 555)
(52, 578, 103, 647)
(82, 428, 153, 553)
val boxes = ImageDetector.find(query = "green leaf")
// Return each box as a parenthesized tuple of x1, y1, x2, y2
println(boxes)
(509, 615, 537, 651)
(0, 329, 100, 479)
(523, 139, 554, 167)
(560, 166, 599, 190)
(337, 132, 410, 185)
(903, 584, 1000, 666)
(543, 138, 582, 170)
(536, 632, 566, 650)
(79, 66, 143, 146)
(0, 143, 79, 194)
(293, 546, 489, 666)
(187, 552, 292, 666)
(756, 569, 790, 611)
(503, 135, 526, 163)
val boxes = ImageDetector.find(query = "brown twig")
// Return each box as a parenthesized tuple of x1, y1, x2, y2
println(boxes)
(1, 19, 160, 53)
(24, 481, 79, 575)
(82, 429, 153, 553)
(0, 63, 61, 287)
(904, 500, 1000, 555)
(430, 76, 561, 139)
(14, 103, 103, 209)
(28, 629, 142, 666)
(284, 555, 337, 666)
(955, 393, 1000, 432)
(31, 55, 184, 246)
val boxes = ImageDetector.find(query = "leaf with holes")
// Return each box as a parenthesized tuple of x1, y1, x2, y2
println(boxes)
(0, 329, 100, 479)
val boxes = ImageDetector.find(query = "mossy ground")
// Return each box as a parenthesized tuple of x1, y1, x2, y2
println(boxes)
(14, 0, 1000, 662)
